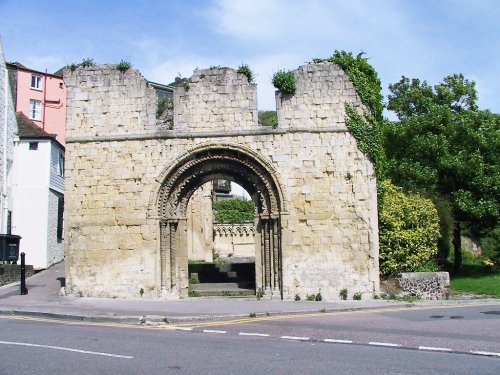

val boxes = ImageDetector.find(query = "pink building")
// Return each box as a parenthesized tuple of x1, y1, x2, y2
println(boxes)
(7, 63, 66, 145)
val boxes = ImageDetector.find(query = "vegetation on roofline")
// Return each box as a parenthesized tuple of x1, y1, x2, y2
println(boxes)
(117, 59, 132, 72)
(237, 64, 254, 83)
(212, 199, 255, 224)
(272, 70, 296, 94)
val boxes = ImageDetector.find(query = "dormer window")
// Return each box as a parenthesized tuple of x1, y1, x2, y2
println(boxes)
(31, 75, 42, 90)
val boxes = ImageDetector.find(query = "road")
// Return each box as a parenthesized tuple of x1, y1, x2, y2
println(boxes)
(0, 304, 498, 374)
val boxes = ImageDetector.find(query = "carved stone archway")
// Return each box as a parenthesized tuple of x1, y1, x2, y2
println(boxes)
(155, 143, 284, 299)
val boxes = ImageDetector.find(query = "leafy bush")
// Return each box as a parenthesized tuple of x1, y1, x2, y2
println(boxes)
(339, 288, 348, 300)
(213, 199, 255, 223)
(237, 64, 253, 83)
(117, 59, 132, 72)
(379, 180, 440, 275)
(80, 58, 94, 68)
(156, 97, 173, 118)
(258, 111, 278, 128)
(353, 292, 362, 300)
(272, 70, 296, 94)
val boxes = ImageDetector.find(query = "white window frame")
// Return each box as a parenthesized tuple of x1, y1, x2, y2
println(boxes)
(31, 75, 42, 90)
(29, 99, 42, 120)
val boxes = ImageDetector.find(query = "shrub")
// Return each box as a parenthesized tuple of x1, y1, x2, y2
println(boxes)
(294, 293, 301, 301)
(339, 288, 348, 300)
(80, 58, 94, 67)
(213, 199, 255, 223)
(117, 59, 132, 72)
(156, 97, 173, 119)
(379, 180, 440, 275)
(258, 111, 278, 128)
(237, 64, 253, 83)
(353, 292, 362, 300)
(272, 70, 296, 94)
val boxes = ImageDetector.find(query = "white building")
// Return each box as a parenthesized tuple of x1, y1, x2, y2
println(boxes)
(11, 112, 64, 269)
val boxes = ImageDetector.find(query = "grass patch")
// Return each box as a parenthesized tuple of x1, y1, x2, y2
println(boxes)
(446, 248, 499, 297)
(450, 265, 500, 297)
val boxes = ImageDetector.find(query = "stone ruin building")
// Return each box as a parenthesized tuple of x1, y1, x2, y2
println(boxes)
(63, 61, 380, 300)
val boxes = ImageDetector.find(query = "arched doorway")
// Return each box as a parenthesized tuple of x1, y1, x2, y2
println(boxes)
(155, 143, 284, 299)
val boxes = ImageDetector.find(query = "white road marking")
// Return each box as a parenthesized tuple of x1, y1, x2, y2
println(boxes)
(418, 346, 452, 352)
(324, 339, 353, 344)
(202, 329, 227, 334)
(238, 332, 270, 337)
(281, 335, 310, 341)
(173, 327, 193, 331)
(0, 340, 133, 359)
(369, 342, 401, 347)
(470, 350, 500, 357)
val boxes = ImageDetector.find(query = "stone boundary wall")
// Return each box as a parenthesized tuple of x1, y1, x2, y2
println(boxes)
(213, 223, 255, 260)
(396, 272, 450, 300)
(0, 264, 34, 286)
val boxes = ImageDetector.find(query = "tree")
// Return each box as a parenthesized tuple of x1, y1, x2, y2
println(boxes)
(385, 74, 500, 273)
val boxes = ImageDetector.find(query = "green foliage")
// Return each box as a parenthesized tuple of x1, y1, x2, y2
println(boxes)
(213, 199, 255, 223)
(481, 226, 500, 262)
(379, 180, 440, 276)
(117, 59, 132, 72)
(256, 288, 264, 300)
(415, 260, 441, 272)
(326, 51, 384, 122)
(237, 64, 254, 83)
(188, 290, 200, 297)
(80, 58, 94, 67)
(139, 288, 144, 297)
(156, 97, 173, 119)
(272, 70, 296, 94)
(315, 292, 322, 301)
(258, 110, 278, 128)
(353, 292, 362, 300)
(315, 51, 386, 179)
(294, 293, 301, 301)
(305, 294, 316, 301)
(345, 105, 385, 178)
(339, 288, 348, 300)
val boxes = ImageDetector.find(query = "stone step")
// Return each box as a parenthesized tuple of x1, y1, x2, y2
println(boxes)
(189, 282, 255, 297)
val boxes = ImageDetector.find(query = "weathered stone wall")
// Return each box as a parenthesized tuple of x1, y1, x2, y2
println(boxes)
(186, 182, 213, 262)
(64, 62, 379, 300)
(213, 223, 255, 261)
(396, 272, 450, 300)
(0, 264, 34, 286)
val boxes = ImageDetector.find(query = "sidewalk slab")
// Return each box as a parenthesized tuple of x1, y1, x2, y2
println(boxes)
(1, 262, 498, 325)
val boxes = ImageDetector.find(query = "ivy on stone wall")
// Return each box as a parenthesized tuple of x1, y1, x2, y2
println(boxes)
(314, 51, 386, 178)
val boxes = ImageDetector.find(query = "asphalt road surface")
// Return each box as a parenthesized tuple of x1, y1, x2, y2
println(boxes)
(0, 304, 498, 374)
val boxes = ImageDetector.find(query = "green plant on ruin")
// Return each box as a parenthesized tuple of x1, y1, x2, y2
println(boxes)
(314, 51, 386, 179)
(294, 293, 301, 301)
(80, 58, 94, 68)
(339, 288, 348, 300)
(156, 97, 173, 119)
(66, 63, 79, 71)
(237, 64, 254, 83)
(188, 290, 200, 297)
(117, 59, 132, 72)
(272, 70, 296, 94)
(256, 288, 265, 300)
(353, 292, 362, 300)
(258, 110, 278, 128)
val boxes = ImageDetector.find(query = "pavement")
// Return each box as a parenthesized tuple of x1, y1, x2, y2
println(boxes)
(1, 262, 498, 325)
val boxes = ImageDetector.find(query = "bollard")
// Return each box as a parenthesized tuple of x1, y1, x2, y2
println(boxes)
(20, 252, 28, 295)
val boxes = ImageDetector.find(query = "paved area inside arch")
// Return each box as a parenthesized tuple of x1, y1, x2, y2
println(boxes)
(64, 62, 379, 300)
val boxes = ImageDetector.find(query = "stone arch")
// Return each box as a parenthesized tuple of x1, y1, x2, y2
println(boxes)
(154, 142, 285, 299)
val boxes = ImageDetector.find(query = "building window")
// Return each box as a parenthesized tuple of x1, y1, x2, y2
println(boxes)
(58, 152, 65, 177)
(29, 99, 42, 120)
(31, 75, 42, 89)
(57, 195, 64, 241)
(29, 142, 38, 150)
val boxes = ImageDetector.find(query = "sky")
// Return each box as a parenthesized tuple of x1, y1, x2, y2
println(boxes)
(1, 0, 499, 114)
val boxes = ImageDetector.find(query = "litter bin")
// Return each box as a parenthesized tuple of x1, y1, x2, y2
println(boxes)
(0, 234, 21, 263)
